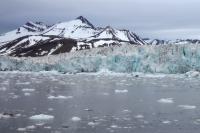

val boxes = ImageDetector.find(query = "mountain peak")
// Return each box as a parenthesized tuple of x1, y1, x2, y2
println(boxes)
(76, 16, 95, 29)
(103, 26, 116, 34)
(76, 16, 86, 20)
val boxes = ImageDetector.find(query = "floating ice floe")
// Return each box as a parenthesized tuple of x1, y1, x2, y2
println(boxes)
(44, 126, 52, 129)
(71, 117, 81, 122)
(48, 108, 54, 111)
(193, 119, 200, 125)
(16, 82, 31, 85)
(17, 128, 26, 132)
(110, 125, 120, 129)
(88, 122, 99, 126)
(101, 92, 110, 96)
(11, 94, 19, 99)
(162, 120, 171, 124)
(35, 123, 45, 126)
(178, 105, 196, 110)
(114, 89, 128, 93)
(0, 87, 6, 91)
(17, 125, 36, 132)
(185, 71, 200, 78)
(157, 98, 174, 104)
(48, 95, 73, 100)
(26, 125, 36, 130)
(134, 115, 144, 119)
(1, 81, 9, 85)
(0, 113, 12, 119)
(15, 114, 22, 117)
(24, 92, 31, 96)
(84, 108, 93, 111)
(29, 114, 54, 120)
(122, 109, 131, 113)
(22, 88, 35, 92)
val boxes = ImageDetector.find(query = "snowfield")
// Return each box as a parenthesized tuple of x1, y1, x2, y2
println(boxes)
(0, 44, 200, 74)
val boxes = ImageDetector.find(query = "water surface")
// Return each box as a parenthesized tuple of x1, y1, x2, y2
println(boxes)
(0, 72, 200, 133)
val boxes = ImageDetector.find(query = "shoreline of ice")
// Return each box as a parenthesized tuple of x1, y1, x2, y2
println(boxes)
(0, 70, 199, 79)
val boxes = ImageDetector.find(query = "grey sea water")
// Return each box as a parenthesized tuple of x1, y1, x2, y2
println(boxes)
(0, 72, 200, 133)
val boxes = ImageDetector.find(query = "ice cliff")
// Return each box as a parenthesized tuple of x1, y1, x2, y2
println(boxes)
(0, 44, 200, 74)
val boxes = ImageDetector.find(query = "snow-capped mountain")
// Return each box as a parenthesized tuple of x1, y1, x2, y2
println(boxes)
(144, 38, 200, 45)
(0, 16, 146, 57)
(42, 16, 145, 45)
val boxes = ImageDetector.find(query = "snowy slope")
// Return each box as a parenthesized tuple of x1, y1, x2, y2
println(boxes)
(0, 21, 49, 44)
(43, 16, 97, 39)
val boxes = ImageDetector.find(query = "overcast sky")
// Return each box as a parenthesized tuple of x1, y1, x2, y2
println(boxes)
(1, 0, 200, 39)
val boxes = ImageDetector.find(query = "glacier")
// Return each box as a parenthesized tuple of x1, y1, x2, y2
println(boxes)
(0, 44, 200, 74)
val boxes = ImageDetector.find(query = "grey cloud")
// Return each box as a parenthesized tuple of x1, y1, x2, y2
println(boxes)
(0, 0, 200, 39)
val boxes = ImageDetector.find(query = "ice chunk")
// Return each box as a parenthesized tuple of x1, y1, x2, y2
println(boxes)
(22, 88, 35, 92)
(194, 119, 200, 125)
(115, 89, 128, 93)
(134, 115, 144, 119)
(17, 128, 27, 132)
(0, 113, 12, 119)
(178, 105, 196, 110)
(48, 95, 73, 100)
(48, 108, 54, 111)
(88, 122, 99, 126)
(0, 87, 6, 91)
(44, 126, 52, 129)
(26, 125, 36, 130)
(15, 114, 22, 118)
(17, 125, 36, 132)
(16, 82, 31, 85)
(122, 109, 131, 113)
(110, 125, 119, 129)
(71, 117, 81, 122)
(162, 120, 171, 124)
(157, 98, 174, 104)
(101, 92, 110, 96)
(24, 92, 31, 96)
(185, 71, 200, 78)
(12, 95, 19, 99)
(29, 114, 54, 120)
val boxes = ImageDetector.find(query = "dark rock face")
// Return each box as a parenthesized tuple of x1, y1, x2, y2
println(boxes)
(23, 21, 49, 32)
(0, 35, 77, 57)
(76, 16, 95, 29)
